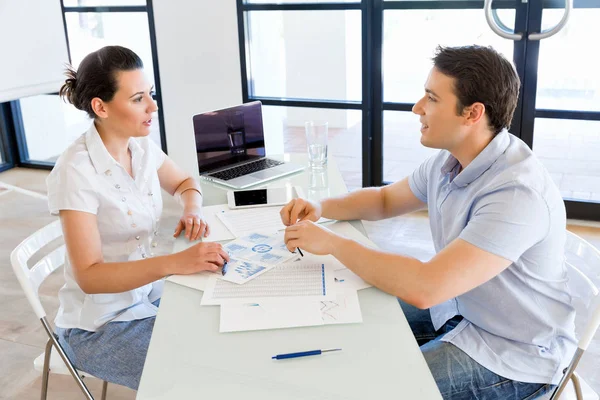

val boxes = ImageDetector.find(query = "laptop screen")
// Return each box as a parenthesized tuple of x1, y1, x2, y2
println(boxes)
(193, 101, 266, 174)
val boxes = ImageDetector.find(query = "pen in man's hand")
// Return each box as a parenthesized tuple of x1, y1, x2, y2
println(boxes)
(297, 248, 304, 257)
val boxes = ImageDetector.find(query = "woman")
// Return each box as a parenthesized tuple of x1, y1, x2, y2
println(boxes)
(47, 45, 229, 390)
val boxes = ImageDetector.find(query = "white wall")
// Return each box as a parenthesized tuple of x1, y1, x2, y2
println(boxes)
(0, 0, 69, 103)
(152, 0, 243, 176)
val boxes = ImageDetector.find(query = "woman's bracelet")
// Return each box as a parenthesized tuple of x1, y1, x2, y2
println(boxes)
(178, 187, 203, 200)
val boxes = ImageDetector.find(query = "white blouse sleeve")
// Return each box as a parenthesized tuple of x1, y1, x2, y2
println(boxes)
(47, 161, 100, 216)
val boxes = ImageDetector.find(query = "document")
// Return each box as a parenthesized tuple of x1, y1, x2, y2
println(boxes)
(201, 262, 335, 305)
(197, 204, 236, 242)
(319, 289, 363, 325)
(219, 289, 362, 333)
(334, 268, 371, 291)
(220, 259, 271, 285)
(223, 232, 297, 266)
(167, 271, 219, 292)
(219, 301, 323, 333)
(217, 207, 286, 237)
(217, 207, 333, 238)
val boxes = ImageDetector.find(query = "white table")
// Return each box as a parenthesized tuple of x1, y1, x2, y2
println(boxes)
(137, 154, 442, 400)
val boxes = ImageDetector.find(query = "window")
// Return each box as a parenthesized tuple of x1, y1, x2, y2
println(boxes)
(6, 0, 165, 167)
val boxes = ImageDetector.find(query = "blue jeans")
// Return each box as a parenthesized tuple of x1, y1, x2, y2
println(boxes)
(399, 300, 553, 400)
(55, 299, 160, 390)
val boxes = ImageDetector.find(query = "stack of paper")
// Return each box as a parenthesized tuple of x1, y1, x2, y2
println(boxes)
(203, 260, 366, 333)
(169, 221, 380, 333)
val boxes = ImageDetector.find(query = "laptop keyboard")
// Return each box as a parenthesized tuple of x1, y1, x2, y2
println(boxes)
(208, 158, 284, 181)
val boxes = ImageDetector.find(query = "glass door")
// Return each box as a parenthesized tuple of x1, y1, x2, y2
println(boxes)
(518, 0, 600, 219)
(381, 0, 526, 185)
(236, 0, 600, 219)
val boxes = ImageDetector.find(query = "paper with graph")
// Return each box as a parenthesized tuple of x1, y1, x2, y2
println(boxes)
(201, 262, 335, 305)
(218, 286, 362, 332)
(219, 231, 299, 285)
(223, 232, 297, 265)
(319, 290, 363, 325)
(220, 259, 272, 285)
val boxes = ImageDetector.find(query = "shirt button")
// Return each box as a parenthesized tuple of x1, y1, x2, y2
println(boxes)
(115, 184, 121, 189)
(131, 223, 137, 228)
(128, 210, 133, 216)
(105, 170, 112, 176)
(141, 253, 147, 259)
(135, 236, 140, 240)
(122, 197, 126, 202)
(152, 242, 158, 247)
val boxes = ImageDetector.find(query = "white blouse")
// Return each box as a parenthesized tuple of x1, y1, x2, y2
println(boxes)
(47, 124, 167, 332)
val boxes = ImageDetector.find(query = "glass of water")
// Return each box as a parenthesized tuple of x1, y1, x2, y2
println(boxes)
(305, 121, 328, 169)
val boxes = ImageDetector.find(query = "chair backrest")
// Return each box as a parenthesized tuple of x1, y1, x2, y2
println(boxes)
(565, 231, 600, 351)
(10, 220, 65, 319)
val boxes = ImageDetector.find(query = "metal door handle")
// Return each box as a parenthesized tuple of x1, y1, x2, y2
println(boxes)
(484, 0, 523, 40)
(529, 0, 573, 40)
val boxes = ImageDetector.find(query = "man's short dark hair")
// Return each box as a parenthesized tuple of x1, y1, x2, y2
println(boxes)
(432, 45, 520, 135)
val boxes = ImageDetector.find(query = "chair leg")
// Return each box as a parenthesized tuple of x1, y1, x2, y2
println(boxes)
(40, 339, 53, 400)
(101, 381, 108, 400)
(39, 317, 94, 400)
(570, 372, 584, 400)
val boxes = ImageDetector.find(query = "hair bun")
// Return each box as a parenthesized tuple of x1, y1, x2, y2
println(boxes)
(59, 66, 79, 107)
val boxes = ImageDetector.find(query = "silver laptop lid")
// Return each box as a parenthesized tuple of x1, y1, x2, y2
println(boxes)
(193, 101, 265, 174)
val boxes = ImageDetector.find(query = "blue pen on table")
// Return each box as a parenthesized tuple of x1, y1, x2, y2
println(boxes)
(272, 348, 342, 360)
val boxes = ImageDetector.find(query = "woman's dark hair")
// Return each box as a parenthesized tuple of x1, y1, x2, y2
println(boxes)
(59, 46, 144, 119)
(432, 45, 520, 135)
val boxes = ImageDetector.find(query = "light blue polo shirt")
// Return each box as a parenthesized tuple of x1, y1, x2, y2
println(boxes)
(408, 130, 577, 384)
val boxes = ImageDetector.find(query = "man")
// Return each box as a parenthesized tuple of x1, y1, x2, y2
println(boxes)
(280, 45, 576, 399)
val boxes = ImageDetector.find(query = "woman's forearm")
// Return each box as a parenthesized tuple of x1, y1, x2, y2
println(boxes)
(74, 253, 179, 294)
(174, 177, 203, 209)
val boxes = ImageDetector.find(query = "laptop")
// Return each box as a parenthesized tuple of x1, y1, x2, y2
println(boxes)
(193, 101, 304, 189)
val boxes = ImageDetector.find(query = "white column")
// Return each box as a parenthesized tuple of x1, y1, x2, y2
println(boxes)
(152, 0, 243, 176)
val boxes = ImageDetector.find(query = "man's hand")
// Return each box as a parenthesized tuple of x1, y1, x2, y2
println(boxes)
(284, 220, 339, 256)
(280, 198, 322, 226)
(174, 207, 210, 241)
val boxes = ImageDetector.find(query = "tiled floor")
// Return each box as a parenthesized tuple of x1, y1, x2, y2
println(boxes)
(1, 166, 599, 399)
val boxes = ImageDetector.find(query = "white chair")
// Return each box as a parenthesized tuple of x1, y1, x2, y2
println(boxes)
(545, 231, 600, 400)
(11, 220, 108, 400)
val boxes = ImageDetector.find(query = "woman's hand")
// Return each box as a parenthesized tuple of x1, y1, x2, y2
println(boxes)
(173, 206, 210, 241)
(173, 242, 230, 274)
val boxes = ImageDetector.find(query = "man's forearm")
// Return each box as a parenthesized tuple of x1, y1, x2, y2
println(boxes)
(320, 187, 387, 221)
(330, 235, 429, 308)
